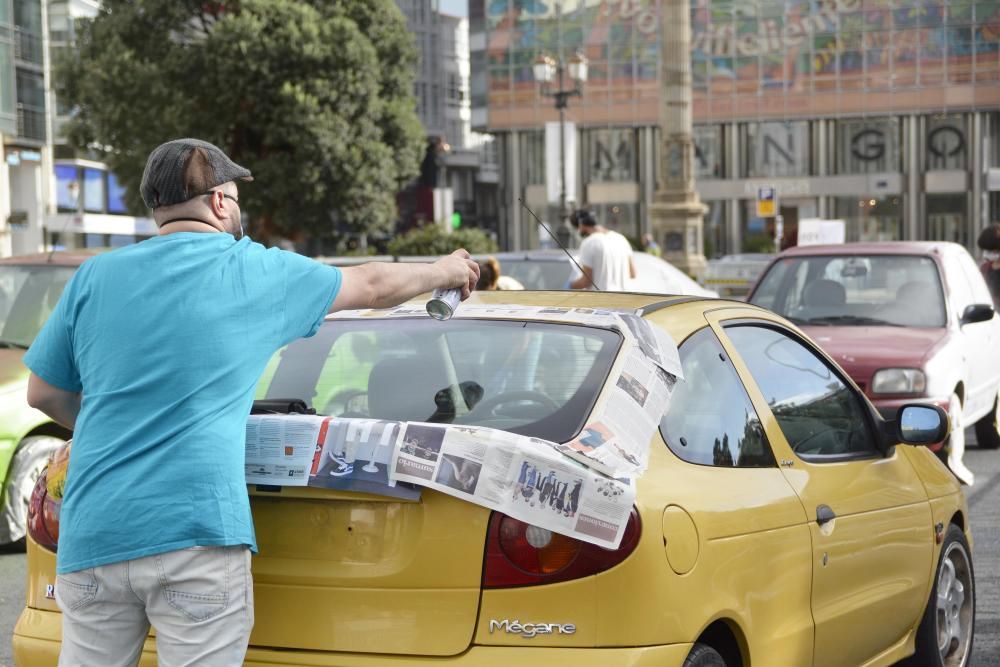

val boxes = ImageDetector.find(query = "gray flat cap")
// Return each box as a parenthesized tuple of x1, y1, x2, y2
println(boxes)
(140, 138, 253, 209)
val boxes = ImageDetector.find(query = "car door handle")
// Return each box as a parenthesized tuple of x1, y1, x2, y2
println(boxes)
(816, 505, 836, 526)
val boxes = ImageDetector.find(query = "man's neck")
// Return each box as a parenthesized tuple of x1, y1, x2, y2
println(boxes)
(157, 219, 221, 236)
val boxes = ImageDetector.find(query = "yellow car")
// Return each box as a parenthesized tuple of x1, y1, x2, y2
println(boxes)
(14, 292, 973, 667)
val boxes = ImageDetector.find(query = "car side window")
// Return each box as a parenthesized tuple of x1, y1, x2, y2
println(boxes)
(659, 328, 774, 468)
(943, 254, 975, 319)
(725, 325, 879, 461)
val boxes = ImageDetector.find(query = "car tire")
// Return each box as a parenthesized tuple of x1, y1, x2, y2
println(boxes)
(0, 435, 66, 547)
(907, 524, 975, 667)
(973, 391, 1000, 450)
(683, 643, 728, 667)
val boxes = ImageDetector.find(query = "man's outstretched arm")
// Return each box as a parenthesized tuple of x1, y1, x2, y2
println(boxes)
(330, 249, 480, 312)
(27, 374, 80, 430)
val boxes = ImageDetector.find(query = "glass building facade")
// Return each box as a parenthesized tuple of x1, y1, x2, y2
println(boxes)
(473, 0, 1000, 255)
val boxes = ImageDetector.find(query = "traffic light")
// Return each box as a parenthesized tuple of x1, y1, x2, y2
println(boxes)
(451, 212, 462, 230)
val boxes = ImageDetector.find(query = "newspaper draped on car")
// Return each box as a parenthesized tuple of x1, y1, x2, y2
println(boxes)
(245, 415, 420, 500)
(390, 422, 633, 549)
(245, 306, 683, 548)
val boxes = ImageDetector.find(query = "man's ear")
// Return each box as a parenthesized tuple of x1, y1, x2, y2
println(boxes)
(209, 191, 227, 220)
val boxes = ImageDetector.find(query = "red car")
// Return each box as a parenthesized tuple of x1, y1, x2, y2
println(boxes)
(748, 242, 1000, 485)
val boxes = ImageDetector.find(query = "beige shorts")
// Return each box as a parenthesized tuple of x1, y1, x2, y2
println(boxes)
(56, 545, 253, 667)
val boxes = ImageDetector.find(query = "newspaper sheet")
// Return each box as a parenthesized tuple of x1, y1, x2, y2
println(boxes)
(245, 415, 420, 500)
(548, 315, 681, 478)
(328, 304, 635, 329)
(390, 422, 635, 549)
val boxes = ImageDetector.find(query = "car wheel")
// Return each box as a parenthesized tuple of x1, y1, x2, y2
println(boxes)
(973, 391, 1000, 450)
(0, 435, 66, 546)
(941, 394, 974, 486)
(908, 524, 975, 667)
(683, 643, 728, 667)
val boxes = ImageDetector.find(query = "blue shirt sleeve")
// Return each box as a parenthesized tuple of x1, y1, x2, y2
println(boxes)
(275, 250, 342, 345)
(23, 277, 82, 393)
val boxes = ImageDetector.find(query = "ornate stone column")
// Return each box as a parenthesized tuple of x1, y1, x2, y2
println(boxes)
(649, 0, 708, 278)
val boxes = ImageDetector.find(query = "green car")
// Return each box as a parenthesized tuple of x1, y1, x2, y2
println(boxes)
(0, 250, 98, 546)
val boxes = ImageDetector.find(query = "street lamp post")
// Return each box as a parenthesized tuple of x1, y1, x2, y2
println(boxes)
(531, 41, 587, 248)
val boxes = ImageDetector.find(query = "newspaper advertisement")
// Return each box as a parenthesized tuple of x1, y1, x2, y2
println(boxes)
(245, 415, 420, 500)
(390, 422, 635, 549)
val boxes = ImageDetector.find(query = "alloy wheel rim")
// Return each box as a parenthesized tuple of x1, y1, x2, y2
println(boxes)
(936, 541, 974, 666)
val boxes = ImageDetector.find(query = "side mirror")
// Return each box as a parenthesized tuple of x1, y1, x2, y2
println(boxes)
(961, 303, 995, 325)
(896, 404, 949, 446)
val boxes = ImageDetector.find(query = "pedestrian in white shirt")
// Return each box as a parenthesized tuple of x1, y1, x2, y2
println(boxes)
(569, 209, 637, 291)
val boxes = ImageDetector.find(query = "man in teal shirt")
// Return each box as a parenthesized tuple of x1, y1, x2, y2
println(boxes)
(25, 138, 478, 666)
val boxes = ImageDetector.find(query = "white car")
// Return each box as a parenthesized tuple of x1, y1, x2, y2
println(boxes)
(488, 250, 718, 297)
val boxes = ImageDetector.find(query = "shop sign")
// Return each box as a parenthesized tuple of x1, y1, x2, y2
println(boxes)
(850, 130, 885, 162)
(927, 125, 965, 170)
(755, 186, 777, 218)
(751, 122, 809, 177)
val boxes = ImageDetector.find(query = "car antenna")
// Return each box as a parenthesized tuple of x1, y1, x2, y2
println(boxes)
(518, 197, 599, 291)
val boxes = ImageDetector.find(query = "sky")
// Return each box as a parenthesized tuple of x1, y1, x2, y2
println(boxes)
(439, 0, 468, 17)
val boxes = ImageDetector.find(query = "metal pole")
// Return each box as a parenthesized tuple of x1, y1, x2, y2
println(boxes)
(559, 65, 567, 234)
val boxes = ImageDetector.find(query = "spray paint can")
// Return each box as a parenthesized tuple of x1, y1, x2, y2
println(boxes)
(426, 287, 462, 321)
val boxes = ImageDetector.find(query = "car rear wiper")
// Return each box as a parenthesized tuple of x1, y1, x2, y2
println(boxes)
(804, 315, 903, 327)
(0, 340, 28, 350)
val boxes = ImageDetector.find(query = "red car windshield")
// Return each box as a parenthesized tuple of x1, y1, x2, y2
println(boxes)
(750, 254, 947, 328)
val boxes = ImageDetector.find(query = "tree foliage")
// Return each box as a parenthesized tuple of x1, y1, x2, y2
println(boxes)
(388, 225, 498, 257)
(58, 0, 424, 241)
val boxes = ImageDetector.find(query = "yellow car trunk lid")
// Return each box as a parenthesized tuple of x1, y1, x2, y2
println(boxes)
(248, 485, 490, 656)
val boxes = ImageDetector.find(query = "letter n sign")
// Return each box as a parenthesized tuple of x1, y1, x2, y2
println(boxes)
(756, 186, 777, 218)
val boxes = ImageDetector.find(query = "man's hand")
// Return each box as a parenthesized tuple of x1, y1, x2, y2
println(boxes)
(434, 249, 481, 300)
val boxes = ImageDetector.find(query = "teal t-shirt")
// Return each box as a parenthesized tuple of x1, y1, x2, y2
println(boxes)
(24, 233, 342, 574)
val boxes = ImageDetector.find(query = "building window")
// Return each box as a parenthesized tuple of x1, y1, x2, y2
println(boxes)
(55, 164, 79, 211)
(926, 194, 969, 247)
(108, 172, 128, 214)
(446, 72, 462, 107)
(518, 130, 545, 186)
(83, 168, 105, 213)
(833, 196, 903, 242)
(583, 128, 637, 183)
(746, 121, 809, 177)
(693, 125, 723, 179)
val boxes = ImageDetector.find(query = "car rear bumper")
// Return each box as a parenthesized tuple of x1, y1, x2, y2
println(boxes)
(14, 607, 693, 667)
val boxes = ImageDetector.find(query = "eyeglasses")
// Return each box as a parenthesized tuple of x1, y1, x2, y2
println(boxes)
(204, 190, 239, 205)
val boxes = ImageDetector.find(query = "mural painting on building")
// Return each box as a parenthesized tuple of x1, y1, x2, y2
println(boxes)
(485, 0, 1000, 126)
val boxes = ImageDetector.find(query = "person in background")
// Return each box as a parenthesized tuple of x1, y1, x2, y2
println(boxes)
(569, 209, 636, 291)
(477, 257, 500, 291)
(978, 223, 1000, 308)
(642, 232, 662, 257)
(478, 257, 524, 291)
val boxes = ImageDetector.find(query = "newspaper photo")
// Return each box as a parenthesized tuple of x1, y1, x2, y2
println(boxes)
(390, 422, 635, 549)
(311, 418, 420, 500)
(245, 415, 420, 500)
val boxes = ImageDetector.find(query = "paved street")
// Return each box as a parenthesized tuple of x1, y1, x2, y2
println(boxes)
(1, 432, 999, 666)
